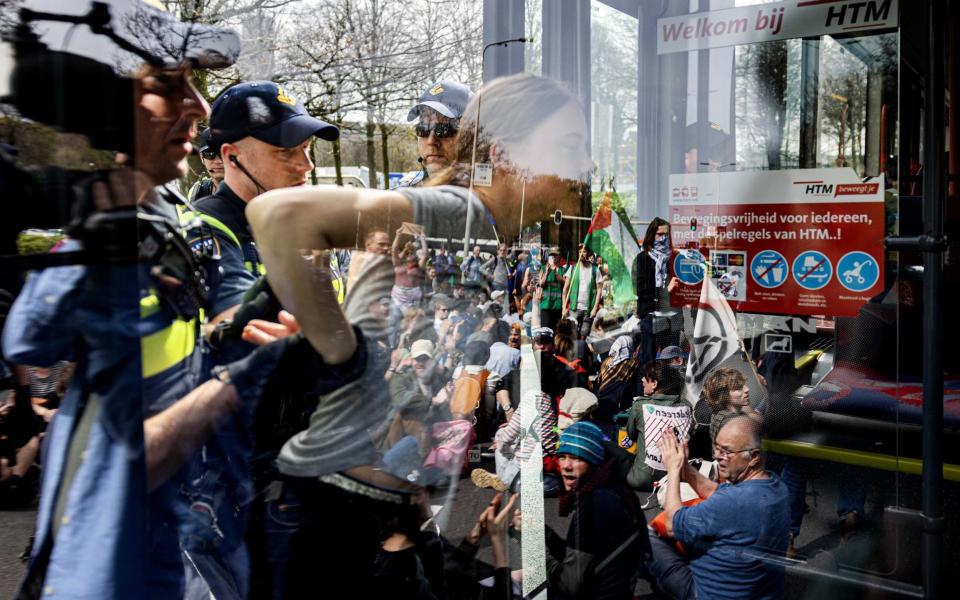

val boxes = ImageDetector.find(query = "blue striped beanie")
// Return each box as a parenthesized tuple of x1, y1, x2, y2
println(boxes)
(557, 421, 605, 465)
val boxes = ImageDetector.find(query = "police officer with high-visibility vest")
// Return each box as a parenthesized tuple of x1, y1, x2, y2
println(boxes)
(0, 2, 247, 596)
(189, 81, 341, 331)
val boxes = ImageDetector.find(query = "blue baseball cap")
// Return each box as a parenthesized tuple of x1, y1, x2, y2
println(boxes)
(210, 81, 339, 149)
(407, 80, 474, 122)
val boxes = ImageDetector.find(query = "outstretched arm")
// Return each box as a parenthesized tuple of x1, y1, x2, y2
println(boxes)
(145, 378, 237, 491)
(247, 187, 413, 364)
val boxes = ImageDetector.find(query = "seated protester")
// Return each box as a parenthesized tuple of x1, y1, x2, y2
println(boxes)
(594, 336, 639, 433)
(656, 345, 686, 372)
(27, 361, 71, 422)
(388, 339, 447, 405)
(371, 492, 447, 600)
(648, 416, 790, 600)
(431, 294, 453, 334)
(555, 318, 596, 379)
(534, 422, 648, 599)
(467, 310, 500, 346)
(691, 367, 763, 459)
(557, 387, 598, 434)
(554, 332, 590, 391)
(446, 341, 501, 441)
(507, 322, 522, 350)
(485, 323, 520, 379)
(531, 327, 576, 401)
(625, 362, 689, 491)
(384, 339, 447, 448)
(0, 381, 42, 508)
(470, 390, 560, 494)
(381, 393, 435, 482)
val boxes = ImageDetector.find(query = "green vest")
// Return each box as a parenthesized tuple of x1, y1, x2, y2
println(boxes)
(540, 268, 563, 310)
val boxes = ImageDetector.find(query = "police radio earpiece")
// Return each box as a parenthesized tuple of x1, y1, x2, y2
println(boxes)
(228, 154, 267, 195)
(417, 157, 424, 164)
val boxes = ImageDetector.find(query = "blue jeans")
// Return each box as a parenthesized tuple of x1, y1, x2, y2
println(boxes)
(643, 531, 696, 599)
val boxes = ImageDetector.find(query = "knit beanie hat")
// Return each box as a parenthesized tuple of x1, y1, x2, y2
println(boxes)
(557, 421, 606, 465)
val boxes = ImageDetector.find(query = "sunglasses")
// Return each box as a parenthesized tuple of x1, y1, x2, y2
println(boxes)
(415, 122, 458, 139)
(200, 149, 220, 161)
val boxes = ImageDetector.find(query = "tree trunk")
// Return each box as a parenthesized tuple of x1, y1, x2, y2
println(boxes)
(365, 105, 377, 188)
(333, 136, 344, 187)
(379, 122, 390, 189)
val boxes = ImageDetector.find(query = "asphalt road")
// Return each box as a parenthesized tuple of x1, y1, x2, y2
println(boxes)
(0, 507, 34, 598)
(0, 464, 948, 598)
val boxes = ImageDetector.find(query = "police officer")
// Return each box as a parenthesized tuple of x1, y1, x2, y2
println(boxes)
(186, 128, 224, 201)
(193, 81, 340, 326)
(1, 2, 242, 597)
(395, 79, 474, 188)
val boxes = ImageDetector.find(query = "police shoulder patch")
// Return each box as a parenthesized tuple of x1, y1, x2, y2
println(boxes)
(188, 235, 220, 257)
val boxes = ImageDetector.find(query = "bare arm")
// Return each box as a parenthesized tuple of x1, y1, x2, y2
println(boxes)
(560, 269, 571, 315)
(590, 277, 603, 316)
(659, 433, 689, 537)
(418, 235, 428, 270)
(531, 286, 543, 329)
(144, 378, 238, 491)
(247, 187, 413, 364)
(391, 230, 402, 265)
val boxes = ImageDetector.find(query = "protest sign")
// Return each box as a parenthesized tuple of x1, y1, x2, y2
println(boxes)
(642, 403, 693, 471)
(669, 168, 885, 317)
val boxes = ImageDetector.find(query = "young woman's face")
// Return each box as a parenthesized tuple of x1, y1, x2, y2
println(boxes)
(727, 383, 750, 408)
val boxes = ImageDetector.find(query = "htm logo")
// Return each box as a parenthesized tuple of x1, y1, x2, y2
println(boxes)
(793, 180, 833, 195)
(822, 0, 893, 28)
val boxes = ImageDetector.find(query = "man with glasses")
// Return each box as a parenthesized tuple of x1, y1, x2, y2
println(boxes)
(396, 80, 474, 188)
(187, 128, 224, 201)
(646, 416, 790, 599)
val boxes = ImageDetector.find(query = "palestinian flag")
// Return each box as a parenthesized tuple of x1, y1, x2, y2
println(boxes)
(584, 192, 641, 306)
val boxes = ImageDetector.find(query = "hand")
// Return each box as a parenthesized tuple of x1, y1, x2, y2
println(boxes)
(533, 287, 543, 303)
(658, 431, 688, 475)
(667, 276, 680, 293)
(484, 493, 517, 540)
(241, 310, 301, 346)
(90, 168, 152, 210)
(512, 508, 522, 532)
(466, 512, 490, 546)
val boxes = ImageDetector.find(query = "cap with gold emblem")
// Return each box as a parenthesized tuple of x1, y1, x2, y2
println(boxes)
(406, 79, 474, 122)
(210, 80, 339, 149)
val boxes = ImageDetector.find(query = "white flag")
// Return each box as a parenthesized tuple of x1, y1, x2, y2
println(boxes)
(684, 277, 742, 406)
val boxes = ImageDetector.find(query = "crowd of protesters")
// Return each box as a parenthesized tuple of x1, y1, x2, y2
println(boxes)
(0, 3, 805, 599)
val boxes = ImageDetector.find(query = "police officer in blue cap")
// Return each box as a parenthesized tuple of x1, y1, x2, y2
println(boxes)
(190, 81, 340, 326)
(186, 128, 224, 202)
(395, 79, 473, 188)
(1, 1, 243, 597)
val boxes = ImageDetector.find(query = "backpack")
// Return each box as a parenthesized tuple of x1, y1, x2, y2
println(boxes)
(423, 420, 476, 476)
(448, 369, 489, 422)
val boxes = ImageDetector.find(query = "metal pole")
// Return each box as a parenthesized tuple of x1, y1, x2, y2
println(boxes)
(463, 37, 529, 260)
(921, 0, 946, 596)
